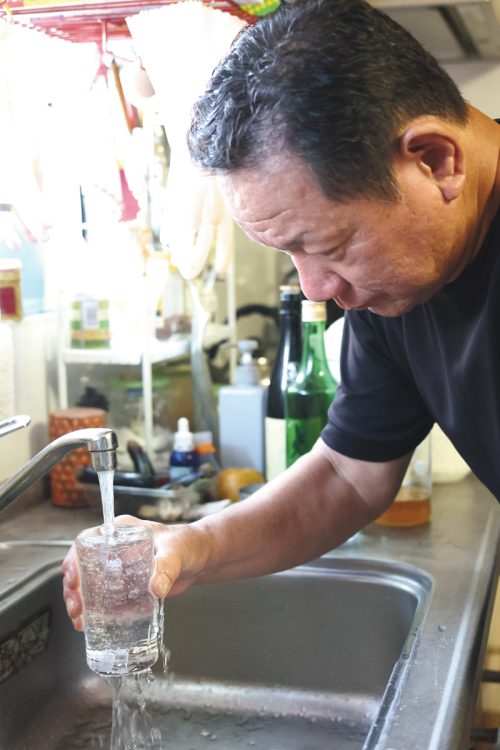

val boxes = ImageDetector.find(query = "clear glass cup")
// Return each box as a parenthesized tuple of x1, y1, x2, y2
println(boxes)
(76, 524, 160, 675)
(375, 434, 432, 527)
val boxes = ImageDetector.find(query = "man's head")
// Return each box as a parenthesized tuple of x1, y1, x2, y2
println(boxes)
(187, 0, 476, 317)
(187, 0, 468, 202)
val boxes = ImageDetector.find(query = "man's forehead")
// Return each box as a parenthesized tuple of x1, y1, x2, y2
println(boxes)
(218, 162, 315, 220)
(218, 172, 357, 255)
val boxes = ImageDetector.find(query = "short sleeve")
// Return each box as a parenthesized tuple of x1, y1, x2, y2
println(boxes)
(321, 311, 433, 461)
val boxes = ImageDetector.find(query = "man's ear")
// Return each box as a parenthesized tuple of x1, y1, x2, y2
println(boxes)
(398, 121, 466, 202)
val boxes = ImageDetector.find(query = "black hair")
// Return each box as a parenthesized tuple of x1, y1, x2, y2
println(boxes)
(187, 0, 468, 201)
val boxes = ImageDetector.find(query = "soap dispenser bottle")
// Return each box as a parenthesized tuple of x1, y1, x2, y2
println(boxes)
(169, 417, 200, 482)
(218, 340, 267, 474)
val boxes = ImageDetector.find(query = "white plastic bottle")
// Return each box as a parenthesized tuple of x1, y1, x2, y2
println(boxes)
(218, 340, 267, 474)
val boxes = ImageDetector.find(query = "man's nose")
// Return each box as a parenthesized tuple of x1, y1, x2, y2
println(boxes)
(295, 262, 349, 301)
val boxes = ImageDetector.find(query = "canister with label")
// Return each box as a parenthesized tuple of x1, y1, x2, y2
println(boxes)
(70, 295, 110, 349)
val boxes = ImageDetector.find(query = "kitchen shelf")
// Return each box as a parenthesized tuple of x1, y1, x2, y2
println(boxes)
(58, 324, 233, 455)
(60, 333, 191, 366)
(60, 322, 231, 366)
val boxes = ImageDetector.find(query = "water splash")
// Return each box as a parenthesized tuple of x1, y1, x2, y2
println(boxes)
(157, 603, 173, 681)
(105, 671, 164, 750)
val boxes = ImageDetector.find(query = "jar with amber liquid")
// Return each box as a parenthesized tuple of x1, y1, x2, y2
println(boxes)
(376, 435, 432, 527)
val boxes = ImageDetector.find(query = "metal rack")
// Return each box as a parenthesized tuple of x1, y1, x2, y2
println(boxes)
(5, 0, 256, 43)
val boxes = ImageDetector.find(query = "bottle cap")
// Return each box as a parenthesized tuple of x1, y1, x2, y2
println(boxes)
(193, 431, 216, 454)
(301, 300, 327, 322)
(279, 284, 301, 299)
(279, 285, 302, 314)
(196, 442, 216, 454)
(173, 417, 195, 451)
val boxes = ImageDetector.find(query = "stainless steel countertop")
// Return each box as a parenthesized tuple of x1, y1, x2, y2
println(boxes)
(0, 474, 498, 750)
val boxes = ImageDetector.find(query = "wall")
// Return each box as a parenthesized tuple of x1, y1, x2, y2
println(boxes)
(0, 314, 58, 483)
(444, 61, 500, 117)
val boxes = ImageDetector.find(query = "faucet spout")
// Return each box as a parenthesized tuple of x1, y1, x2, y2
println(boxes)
(0, 427, 118, 513)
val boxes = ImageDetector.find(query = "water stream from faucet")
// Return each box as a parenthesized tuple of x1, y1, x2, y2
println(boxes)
(97, 469, 116, 537)
(93, 466, 170, 748)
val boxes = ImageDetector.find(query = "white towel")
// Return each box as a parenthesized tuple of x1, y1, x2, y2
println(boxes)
(0, 322, 15, 420)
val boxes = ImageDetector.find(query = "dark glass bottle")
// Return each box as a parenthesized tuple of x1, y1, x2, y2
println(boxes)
(285, 300, 338, 467)
(265, 286, 302, 480)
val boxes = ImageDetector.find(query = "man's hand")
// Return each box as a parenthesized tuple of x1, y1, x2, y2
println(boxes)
(62, 541, 84, 631)
(62, 515, 211, 630)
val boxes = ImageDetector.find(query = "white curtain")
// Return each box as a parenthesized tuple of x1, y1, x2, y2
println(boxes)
(127, 1, 246, 280)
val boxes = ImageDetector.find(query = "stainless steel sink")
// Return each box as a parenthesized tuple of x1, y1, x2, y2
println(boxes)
(0, 553, 431, 750)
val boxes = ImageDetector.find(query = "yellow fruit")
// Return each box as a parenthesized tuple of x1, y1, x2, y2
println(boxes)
(216, 467, 265, 502)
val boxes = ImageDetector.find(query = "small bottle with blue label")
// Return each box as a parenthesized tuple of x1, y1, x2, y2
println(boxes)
(169, 417, 200, 482)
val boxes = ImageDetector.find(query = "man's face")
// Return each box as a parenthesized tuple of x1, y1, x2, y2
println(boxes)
(218, 154, 466, 317)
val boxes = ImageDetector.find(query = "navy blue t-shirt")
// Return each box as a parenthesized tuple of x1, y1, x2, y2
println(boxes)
(322, 207, 500, 500)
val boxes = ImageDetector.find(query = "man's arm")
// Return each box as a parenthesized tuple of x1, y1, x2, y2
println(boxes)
(181, 439, 410, 586)
(63, 439, 410, 628)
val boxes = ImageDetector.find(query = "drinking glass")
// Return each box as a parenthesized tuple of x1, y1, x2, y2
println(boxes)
(76, 524, 160, 675)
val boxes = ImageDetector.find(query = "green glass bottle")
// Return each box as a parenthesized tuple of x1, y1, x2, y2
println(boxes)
(285, 300, 338, 467)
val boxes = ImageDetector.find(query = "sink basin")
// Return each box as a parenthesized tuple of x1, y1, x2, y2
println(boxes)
(0, 554, 431, 750)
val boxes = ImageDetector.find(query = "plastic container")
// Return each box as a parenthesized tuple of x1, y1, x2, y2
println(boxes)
(218, 340, 267, 474)
(108, 365, 194, 439)
(108, 375, 170, 434)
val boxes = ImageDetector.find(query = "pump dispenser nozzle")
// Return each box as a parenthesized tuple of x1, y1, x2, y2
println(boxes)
(235, 339, 260, 386)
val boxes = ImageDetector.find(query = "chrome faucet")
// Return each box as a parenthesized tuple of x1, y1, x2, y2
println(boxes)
(0, 415, 118, 513)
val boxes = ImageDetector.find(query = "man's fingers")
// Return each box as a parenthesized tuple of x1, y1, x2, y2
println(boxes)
(72, 615, 84, 631)
(150, 533, 181, 599)
(150, 528, 197, 599)
(62, 543, 84, 628)
(150, 571, 172, 599)
(64, 590, 81, 617)
(62, 561, 78, 590)
(62, 543, 79, 585)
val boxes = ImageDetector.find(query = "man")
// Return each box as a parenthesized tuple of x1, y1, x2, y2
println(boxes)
(64, 0, 500, 624)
